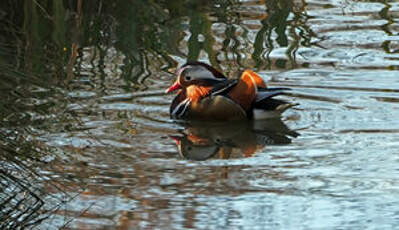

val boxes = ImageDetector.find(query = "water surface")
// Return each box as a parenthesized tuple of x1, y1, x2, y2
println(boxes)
(2, 0, 399, 229)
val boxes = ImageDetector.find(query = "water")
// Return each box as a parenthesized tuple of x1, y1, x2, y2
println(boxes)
(2, 0, 399, 229)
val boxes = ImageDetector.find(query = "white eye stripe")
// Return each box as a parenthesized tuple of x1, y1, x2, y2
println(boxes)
(179, 65, 223, 81)
(192, 67, 217, 80)
(176, 66, 189, 77)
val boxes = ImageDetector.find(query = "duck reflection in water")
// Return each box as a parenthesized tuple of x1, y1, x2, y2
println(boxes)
(171, 118, 299, 160)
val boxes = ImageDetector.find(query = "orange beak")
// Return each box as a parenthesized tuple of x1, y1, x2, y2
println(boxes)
(165, 81, 182, 94)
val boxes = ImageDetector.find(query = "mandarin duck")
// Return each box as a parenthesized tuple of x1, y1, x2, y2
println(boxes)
(165, 62, 295, 121)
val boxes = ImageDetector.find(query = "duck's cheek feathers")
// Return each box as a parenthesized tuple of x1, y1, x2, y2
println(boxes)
(186, 85, 212, 102)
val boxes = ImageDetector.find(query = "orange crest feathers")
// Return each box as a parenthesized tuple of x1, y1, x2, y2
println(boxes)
(241, 70, 267, 88)
(228, 70, 266, 111)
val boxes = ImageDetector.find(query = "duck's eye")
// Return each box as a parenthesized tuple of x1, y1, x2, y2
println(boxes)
(185, 76, 192, 81)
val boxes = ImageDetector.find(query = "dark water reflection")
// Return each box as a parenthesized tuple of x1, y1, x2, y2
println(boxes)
(174, 120, 298, 160)
(1, 0, 399, 229)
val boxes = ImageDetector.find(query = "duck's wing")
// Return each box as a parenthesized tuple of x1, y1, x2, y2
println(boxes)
(251, 88, 298, 119)
(208, 70, 270, 112)
(255, 87, 291, 104)
(208, 79, 238, 96)
(254, 87, 296, 111)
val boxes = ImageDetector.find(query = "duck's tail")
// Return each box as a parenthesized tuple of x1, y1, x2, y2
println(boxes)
(251, 87, 298, 119)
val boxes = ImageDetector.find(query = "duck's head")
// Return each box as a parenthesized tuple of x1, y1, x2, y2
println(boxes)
(165, 62, 226, 94)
